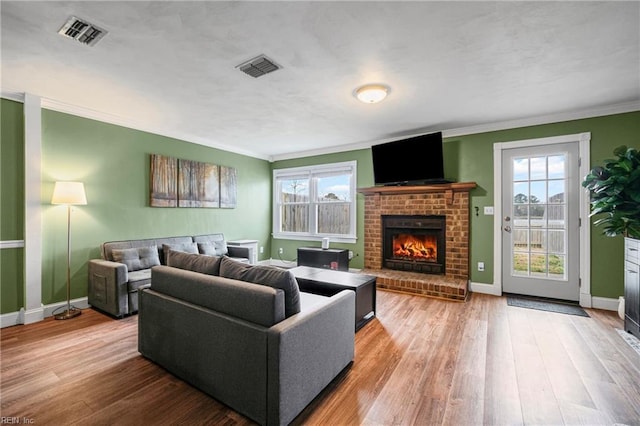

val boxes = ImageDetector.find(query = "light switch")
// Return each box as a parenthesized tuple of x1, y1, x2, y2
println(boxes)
(484, 206, 494, 215)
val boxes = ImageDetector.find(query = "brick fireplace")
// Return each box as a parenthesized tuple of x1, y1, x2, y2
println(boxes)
(359, 182, 476, 301)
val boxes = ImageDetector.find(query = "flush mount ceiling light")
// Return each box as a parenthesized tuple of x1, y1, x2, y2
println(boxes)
(354, 84, 389, 104)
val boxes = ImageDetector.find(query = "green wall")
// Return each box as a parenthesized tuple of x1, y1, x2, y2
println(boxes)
(0, 102, 273, 313)
(273, 111, 640, 299)
(40, 109, 273, 305)
(1, 99, 25, 313)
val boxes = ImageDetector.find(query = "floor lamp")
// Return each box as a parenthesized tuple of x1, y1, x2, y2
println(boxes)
(51, 181, 87, 320)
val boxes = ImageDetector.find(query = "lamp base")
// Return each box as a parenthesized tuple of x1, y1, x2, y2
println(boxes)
(54, 307, 82, 320)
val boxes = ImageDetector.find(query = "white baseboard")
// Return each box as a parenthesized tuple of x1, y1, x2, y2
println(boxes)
(0, 310, 23, 328)
(470, 281, 502, 296)
(0, 297, 90, 328)
(590, 296, 619, 312)
(22, 305, 44, 325)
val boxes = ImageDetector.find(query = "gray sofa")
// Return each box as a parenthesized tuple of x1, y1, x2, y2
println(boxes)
(138, 254, 355, 426)
(88, 233, 250, 317)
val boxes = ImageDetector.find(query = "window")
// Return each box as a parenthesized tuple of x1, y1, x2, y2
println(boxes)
(273, 161, 357, 243)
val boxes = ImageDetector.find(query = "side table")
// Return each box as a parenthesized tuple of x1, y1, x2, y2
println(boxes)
(227, 239, 259, 265)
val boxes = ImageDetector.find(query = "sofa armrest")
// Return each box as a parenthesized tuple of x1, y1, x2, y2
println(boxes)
(227, 245, 250, 260)
(88, 259, 129, 317)
(266, 290, 355, 425)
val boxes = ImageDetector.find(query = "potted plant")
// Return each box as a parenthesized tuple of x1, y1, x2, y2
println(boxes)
(582, 145, 640, 239)
(583, 145, 639, 322)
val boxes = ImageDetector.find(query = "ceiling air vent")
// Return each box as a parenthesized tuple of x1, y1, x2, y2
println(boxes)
(58, 16, 107, 46)
(236, 55, 281, 78)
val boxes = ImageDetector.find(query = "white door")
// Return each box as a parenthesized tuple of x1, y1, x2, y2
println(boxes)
(501, 142, 580, 301)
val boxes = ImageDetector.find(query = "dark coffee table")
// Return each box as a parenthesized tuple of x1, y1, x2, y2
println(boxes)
(290, 266, 376, 331)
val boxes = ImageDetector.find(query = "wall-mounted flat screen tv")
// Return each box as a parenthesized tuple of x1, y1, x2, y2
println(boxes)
(371, 131, 451, 186)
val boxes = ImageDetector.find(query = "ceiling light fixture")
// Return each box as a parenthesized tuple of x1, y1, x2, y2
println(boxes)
(354, 84, 389, 104)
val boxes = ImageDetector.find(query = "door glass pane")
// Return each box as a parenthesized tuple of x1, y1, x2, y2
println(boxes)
(548, 180, 565, 203)
(530, 181, 547, 206)
(548, 230, 565, 254)
(530, 157, 547, 180)
(549, 255, 565, 279)
(547, 205, 565, 228)
(513, 158, 529, 181)
(513, 229, 529, 250)
(510, 152, 567, 281)
(531, 253, 548, 275)
(530, 229, 546, 252)
(513, 204, 528, 222)
(513, 182, 528, 201)
(513, 252, 529, 275)
(548, 155, 565, 179)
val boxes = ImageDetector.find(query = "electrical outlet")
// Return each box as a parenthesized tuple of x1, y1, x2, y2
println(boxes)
(278, 248, 284, 255)
(348, 250, 354, 260)
(478, 262, 485, 272)
(259, 246, 264, 254)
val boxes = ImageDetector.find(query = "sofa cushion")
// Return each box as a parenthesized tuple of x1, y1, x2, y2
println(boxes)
(127, 269, 152, 291)
(219, 256, 301, 318)
(101, 236, 192, 263)
(197, 241, 228, 256)
(151, 266, 286, 327)
(166, 250, 221, 276)
(162, 242, 198, 261)
(112, 246, 160, 272)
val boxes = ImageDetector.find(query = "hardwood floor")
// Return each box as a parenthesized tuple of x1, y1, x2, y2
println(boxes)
(1, 291, 639, 425)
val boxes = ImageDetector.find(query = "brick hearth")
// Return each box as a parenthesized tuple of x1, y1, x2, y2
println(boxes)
(359, 183, 476, 301)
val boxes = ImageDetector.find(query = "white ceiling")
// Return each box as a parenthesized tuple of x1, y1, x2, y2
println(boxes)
(2, 1, 639, 161)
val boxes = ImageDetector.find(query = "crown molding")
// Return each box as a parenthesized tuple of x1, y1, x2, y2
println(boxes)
(38, 98, 270, 161)
(270, 100, 640, 162)
(3, 90, 638, 163)
(0, 90, 269, 161)
(0, 90, 25, 102)
(442, 100, 640, 139)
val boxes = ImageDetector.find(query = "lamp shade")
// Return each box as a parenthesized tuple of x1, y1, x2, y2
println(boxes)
(51, 181, 87, 205)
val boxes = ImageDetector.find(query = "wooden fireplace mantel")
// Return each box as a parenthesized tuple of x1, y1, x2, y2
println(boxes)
(358, 182, 477, 205)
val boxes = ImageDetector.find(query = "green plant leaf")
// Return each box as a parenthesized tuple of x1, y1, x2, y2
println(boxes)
(583, 144, 640, 237)
(613, 145, 628, 157)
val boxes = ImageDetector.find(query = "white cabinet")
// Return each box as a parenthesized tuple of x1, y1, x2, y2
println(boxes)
(228, 239, 259, 265)
(624, 237, 640, 339)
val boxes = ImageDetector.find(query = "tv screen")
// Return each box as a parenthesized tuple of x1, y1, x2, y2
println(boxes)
(371, 132, 448, 186)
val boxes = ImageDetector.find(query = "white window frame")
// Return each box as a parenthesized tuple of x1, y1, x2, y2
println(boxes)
(272, 161, 357, 243)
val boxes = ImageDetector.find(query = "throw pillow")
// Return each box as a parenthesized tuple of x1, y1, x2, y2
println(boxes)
(197, 241, 228, 256)
(166, 250, 221, 276)
(162, 242, 198, 262)
(219, 256, 300, 317)
(112, 246, 160, 272)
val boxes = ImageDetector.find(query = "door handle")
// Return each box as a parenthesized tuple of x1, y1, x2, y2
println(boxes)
(504, 225, 511, 232)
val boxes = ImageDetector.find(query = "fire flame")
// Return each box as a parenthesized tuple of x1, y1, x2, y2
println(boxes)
(393, 234, 437, 262)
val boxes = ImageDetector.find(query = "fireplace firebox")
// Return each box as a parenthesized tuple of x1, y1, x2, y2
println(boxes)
(382, 215, 446, 274)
